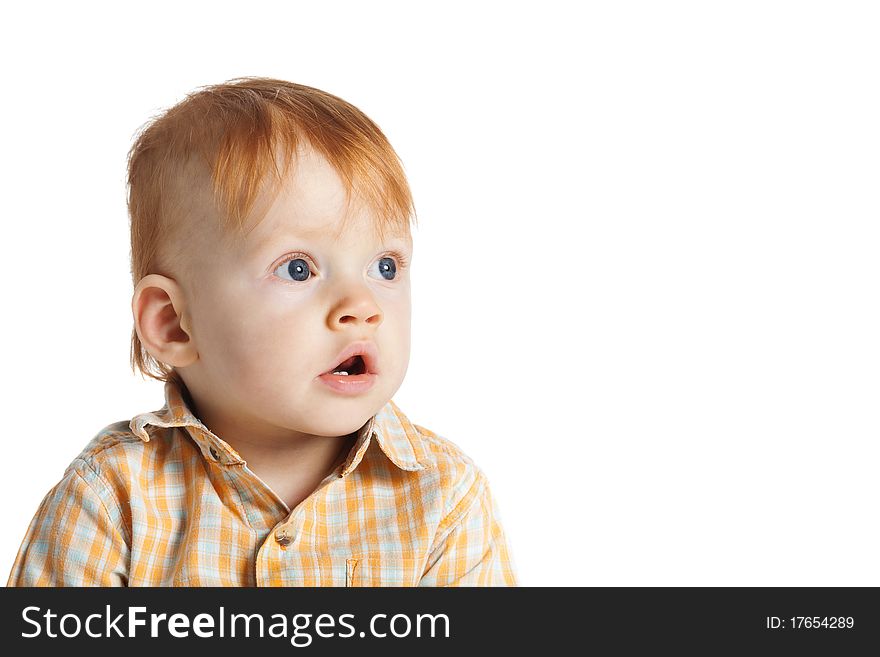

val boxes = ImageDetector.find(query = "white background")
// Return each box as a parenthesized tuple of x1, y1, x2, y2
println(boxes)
(1, 1, 878, 586)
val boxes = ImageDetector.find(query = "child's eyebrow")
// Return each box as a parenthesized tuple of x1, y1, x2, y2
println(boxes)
(247, 226, 411, 254)
(247, 225, 327, 253)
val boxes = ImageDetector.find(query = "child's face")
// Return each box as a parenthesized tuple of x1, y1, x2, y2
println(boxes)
(176, 144, 413, 440)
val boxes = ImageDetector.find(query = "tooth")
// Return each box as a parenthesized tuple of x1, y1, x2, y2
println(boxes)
(332, 371, 349, 376)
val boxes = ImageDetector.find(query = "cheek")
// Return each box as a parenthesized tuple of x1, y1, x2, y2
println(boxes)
(380, 282, 411, 321)
(191, 284, 304, 378)
(381, 295, 412, 373)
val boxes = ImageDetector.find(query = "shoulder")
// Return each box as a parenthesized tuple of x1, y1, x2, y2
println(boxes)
(385, 401, 493, 519)
(63, 419, 193, 493)
(45, 420, 142, 486)
(68, 420, 152, 478)
(21, 421, 150, 541)
(412, 422, 480, 473)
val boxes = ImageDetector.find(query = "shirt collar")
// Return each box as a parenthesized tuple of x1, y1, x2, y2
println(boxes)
(129, 376, 431, 473)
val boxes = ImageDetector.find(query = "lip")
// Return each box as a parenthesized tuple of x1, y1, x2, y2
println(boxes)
(316, 341, 379, 396)
(317, 372, 378, 395)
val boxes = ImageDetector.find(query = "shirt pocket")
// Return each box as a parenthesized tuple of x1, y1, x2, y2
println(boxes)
(345, 556, 424, 587)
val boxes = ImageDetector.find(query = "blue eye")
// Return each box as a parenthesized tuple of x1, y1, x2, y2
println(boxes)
(277, 257, 311, 282)
(374, 256, 397, 281)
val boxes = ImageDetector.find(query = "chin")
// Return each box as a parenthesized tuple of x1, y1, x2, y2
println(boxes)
(300, 382, 395, 436)
(303, 409, 373, 438)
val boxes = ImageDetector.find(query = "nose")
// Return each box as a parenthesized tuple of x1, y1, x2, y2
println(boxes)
(327, 286, 383, 330)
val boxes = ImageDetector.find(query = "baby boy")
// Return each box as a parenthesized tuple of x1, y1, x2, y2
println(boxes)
(7, 77, 517, 586)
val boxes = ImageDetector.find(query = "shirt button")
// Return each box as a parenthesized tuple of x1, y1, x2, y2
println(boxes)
(275, 528, 293, 547)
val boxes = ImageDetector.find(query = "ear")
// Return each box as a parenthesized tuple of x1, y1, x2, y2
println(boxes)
(131, 274, 198, 368)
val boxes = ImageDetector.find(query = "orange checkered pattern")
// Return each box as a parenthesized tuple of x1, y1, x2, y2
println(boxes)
(7, 377, 517, 586)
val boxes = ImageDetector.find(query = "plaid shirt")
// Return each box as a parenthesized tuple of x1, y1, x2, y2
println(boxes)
(7, 377, 517, 586)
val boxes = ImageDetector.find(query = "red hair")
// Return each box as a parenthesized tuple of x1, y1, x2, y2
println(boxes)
(127, 77, 417, 383)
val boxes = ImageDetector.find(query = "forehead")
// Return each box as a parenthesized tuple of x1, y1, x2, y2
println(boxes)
(242, 145, 409, 253)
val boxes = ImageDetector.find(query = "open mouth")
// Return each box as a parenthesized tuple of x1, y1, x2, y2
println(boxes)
(316, 342, 378, 395)
(326, 355, 367, 376)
